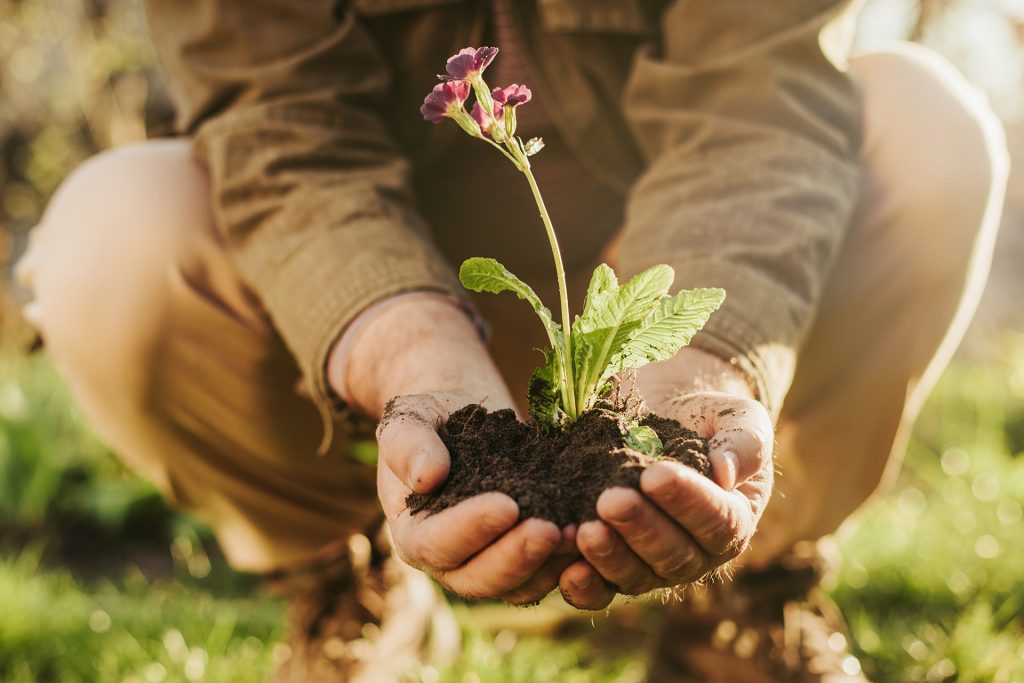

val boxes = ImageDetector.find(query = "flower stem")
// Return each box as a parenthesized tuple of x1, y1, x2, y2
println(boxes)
(522, 164, 578, 420)
(483, 137, 522, 168)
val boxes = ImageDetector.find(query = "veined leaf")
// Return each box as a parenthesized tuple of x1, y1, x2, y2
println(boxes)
(598, 287, 726, 390)
(625, 425, 663, 457)
(572, 264, 676, 412)
(579, 263, 619, 319)
(460, 257, 561, 348)
(460, 257, 569, 423)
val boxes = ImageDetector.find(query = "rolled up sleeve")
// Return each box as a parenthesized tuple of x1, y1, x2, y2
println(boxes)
(617, 0, 863, 419)
(145, 0, 463, 408)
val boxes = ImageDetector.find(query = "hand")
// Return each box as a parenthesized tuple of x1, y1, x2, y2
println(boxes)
(332, 296, 577, 602)
(559, 348, 774, 609)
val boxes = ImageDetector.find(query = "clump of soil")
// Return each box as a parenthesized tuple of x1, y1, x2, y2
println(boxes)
(406, 404, 710, 527)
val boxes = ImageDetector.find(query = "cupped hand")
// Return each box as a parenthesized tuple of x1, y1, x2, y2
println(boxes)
(559, 349, 774, 610)
(333, 296, 580, 603)
(376, 391, 580, 603)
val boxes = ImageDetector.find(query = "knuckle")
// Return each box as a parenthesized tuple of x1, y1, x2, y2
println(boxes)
(378, 395, 443, 438)
(675, 555, 710, 584)
(747, 409, 774, 455)
(624, 519, 659, 546)
(605, 562, 652, 595)
(605, 563, 633, 586)
(745, 426, 767, 459)
(655, 549, 700, 582)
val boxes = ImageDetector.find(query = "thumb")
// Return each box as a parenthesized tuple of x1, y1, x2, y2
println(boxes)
(707, 399, 773, 490)
(376, 394, 452, 493)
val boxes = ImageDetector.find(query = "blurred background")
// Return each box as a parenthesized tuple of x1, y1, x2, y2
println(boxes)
(0, 1, 1022, 682)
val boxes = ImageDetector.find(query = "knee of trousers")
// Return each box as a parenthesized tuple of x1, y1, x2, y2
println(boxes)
(18, 140, 212, 411)
(853, 44, 1009, 286)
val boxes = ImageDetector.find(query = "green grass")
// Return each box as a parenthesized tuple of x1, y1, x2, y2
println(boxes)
(1, 336, 1022, 682)
(0, 551, 282, 683)
(829, 342, 1024, 683)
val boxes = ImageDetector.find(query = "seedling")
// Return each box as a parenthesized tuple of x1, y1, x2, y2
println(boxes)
(422, 47, 725, 453)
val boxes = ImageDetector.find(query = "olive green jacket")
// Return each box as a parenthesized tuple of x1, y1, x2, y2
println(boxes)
(144, 0, 863, 420)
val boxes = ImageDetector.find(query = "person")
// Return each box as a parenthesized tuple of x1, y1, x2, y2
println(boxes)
(15, 0, 1007, 681)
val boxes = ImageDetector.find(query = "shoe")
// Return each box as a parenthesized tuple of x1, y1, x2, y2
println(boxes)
(647, 544, 870, 683)
(264, 521, 460, 683)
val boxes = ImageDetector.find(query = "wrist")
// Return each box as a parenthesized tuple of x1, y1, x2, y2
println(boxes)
(330, 297, 510, 418)
(635, 347, 755, 408)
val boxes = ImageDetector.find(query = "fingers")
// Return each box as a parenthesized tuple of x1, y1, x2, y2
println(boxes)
(438, 518, 561, 599)
(376, 394, 451, 493)
(559, 560, 616, 611)
(640, 460, 754, 559)
(706, 400, 773, 490)
(386, 486, 520, 571)
(596, 487, 707, 583)
(577, 520, 662, 595)
(502, 526, 578, 605)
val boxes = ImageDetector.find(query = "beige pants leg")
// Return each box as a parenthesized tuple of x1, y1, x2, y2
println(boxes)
(745, 44, 1009, 567)
(17, 141, 379, 573)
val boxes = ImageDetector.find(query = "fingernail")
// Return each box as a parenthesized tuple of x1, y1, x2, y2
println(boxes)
(409, 452, 430, 489)
(524, 537, 556, 560)
(719, 450, 738, 490)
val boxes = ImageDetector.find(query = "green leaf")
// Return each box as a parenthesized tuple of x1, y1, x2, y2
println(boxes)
(625, 425, 663, 457)
(599, 287, 726, 389)
(528, 349, 563, 429)
(460, 257, 568, 424)
(460, 257, 561, 348)
(572, 264, 676, 412)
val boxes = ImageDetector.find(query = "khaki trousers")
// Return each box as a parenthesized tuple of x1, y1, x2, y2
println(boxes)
(17, 45, 1007, 573)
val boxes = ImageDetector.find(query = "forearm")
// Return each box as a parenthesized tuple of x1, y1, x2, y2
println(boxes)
(328, 297, 512, 419)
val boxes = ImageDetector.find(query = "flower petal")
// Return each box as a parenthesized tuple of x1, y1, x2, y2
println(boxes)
(471, 101, 494, 137)
(444, 46, 499, 80)
(420, 80, 470, 123)
(473, 46, 499, 73)
(493, 84, 532, 108)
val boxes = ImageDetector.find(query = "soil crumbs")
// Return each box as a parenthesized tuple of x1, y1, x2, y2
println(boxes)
(406, 405, 711, 527)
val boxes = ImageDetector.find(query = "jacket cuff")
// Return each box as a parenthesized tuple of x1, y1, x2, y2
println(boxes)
(255, 214, 464, 422)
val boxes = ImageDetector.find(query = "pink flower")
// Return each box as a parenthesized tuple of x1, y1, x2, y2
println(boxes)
(439, 46, 499, 82)
(420, 80, 471, 123)
(471, 101, 503, 138)
(493, 84, 532, 108)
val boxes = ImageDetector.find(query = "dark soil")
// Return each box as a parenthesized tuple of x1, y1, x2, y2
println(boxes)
(406, 404, 711, 527)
